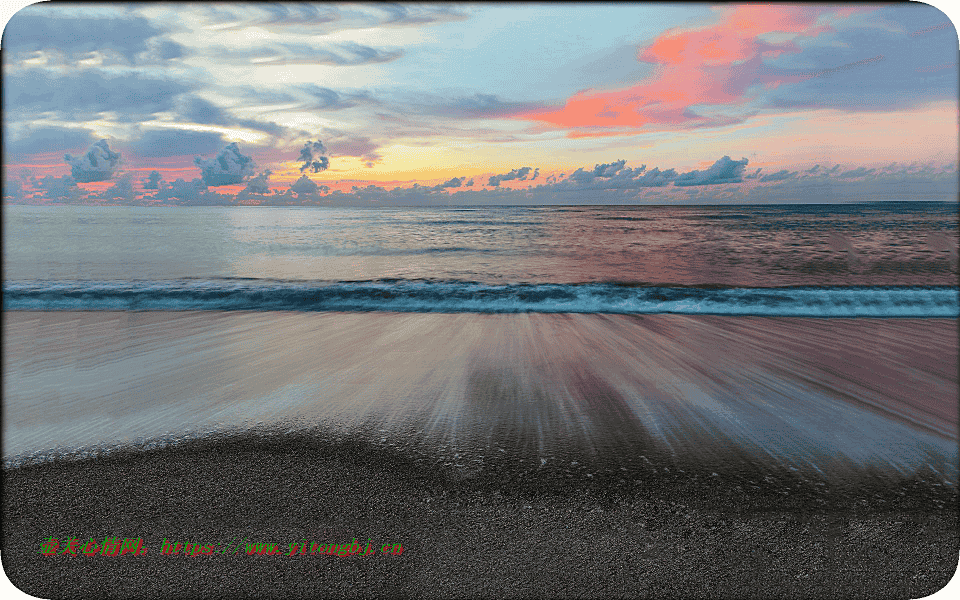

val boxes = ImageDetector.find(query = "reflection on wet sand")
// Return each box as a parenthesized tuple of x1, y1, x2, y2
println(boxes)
(4, 312, 956, 483)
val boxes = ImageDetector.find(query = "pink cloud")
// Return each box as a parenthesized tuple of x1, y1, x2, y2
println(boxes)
(516, 5, 877, 131)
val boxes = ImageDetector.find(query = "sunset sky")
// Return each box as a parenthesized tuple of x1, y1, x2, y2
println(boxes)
(2, 2, 958, 205)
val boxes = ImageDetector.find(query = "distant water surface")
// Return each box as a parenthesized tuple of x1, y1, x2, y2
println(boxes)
(4, 203, 957, 288)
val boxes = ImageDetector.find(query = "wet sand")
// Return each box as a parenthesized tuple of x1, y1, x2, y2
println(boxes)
(3, 312, 958, 598)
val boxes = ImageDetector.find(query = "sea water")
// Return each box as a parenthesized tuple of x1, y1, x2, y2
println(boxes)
(4, 202, 958, 316)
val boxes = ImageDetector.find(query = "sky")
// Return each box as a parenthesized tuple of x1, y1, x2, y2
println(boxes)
(2, 1, 959, 206)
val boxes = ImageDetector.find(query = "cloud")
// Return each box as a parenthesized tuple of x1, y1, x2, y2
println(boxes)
(314, 134, 384, 168)
(200, 2, 465, 33)
(297, 86, 376, 111)
(674, 156, 749, 186)
(194, 143, 256, 186)
(421, 93, 549, 119)
(129, 129, 226, 159)
(3, 11, 176, 66)
(243, 171, 273, 194)
(429, 177, 465, 191)
(745, 168, 763, 179)
(289, 175, 322, 197)
(98, 174, 137, 202)
(197, 4, 340, 32)
(465, 179, 474, 187)
(837, 167, 877, 179)
(4, 126, 97, 157)
(805, 165, 821, 175)
(174, 96, 231, 126)
(569, 160, 627, 183)
(515, 5, 882, 132)
(151, 178, 225, 205)
(4, 69, 190, 122)
(487, 166, 537, 187)
(298, 141, 330, 173)
(764, 5, 958, 111)
(170, 95, 287, 140)
(325, 136, 378, 157)
(758, 169, 797, 182)
(34, 175, 82, 202)
(211, 42, 403, 67)
(143, 171, 162, 190)
(370, 4, 468, 27)
(137, 38, 187, 63)
(64, 140, 121, 183)
(3, 179, 25, 202)
(556, 162, 678, 189)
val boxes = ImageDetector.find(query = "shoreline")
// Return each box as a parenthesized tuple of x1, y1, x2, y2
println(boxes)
(5, 311, 956, 469)
(3, 426, 958, 598)
(4, 310, 958, 597)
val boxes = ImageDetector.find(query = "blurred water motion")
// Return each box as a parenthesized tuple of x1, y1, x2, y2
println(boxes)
(5, 312, 956, 483)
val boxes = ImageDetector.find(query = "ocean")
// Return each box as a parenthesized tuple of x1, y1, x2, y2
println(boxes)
(4, 202, 958, 315)
(3, 201, 957, 468)
(4, 202, 958, 597)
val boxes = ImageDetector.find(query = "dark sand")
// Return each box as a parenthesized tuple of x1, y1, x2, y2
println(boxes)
(3, 312, 958, 598)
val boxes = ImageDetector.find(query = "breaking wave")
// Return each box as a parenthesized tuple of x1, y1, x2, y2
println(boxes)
(4, 279, 958, 317)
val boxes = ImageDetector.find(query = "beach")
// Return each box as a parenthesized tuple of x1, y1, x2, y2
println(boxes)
(2, 311, 957, 597)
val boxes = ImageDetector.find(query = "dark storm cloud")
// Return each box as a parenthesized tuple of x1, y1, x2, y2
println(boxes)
(4, 126, 97, 157)
(487, 166, 536, 187)
(4, 69, 190, 121)
(194, 143, 256, 186)
(674, 156, 749, 187)
(144, 171, 162, 190)
(64, 140, 121, 183)
(128, 129, 226, 159)
(759, 169, 798, 183)
(298, 141, 330, 173)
